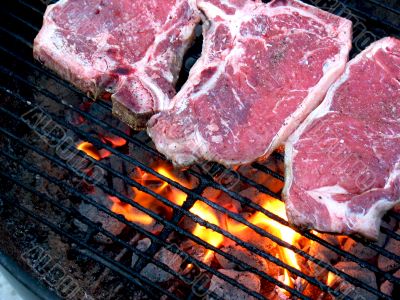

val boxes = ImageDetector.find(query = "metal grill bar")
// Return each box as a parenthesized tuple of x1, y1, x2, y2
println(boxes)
(365, 0, 400, 15)
(338, 0, 400, 32)
(16, 0, 45, 15)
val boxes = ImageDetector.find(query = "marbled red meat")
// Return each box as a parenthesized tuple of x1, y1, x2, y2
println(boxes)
(34, 0, 200, 129)
(147, 0, 352, 166)
(283, 37, 400, 239)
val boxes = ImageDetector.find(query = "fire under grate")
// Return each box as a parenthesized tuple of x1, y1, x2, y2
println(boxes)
(0, 0, 399, 299)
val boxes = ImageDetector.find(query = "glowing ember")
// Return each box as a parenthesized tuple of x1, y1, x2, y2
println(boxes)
(109, 196, 155, 226)
(102, 135, 127, 147)
(77, 141, 111, 160)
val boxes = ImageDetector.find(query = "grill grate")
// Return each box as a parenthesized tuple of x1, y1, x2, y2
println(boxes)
(0, 0, 400, 299)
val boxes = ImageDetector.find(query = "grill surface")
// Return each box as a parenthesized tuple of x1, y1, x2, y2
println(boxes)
(0, 0, 400, 299)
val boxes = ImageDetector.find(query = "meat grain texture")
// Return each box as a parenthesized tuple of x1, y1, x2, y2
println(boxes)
(33, 0, 200, 129)
(283, 37, 400, 239)
(148, 0, 352, 167)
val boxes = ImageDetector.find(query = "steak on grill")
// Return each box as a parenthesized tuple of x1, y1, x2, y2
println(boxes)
(147, 0, 352, 167)
(283, 37, 400, 239)
(33, 0, 200, 129)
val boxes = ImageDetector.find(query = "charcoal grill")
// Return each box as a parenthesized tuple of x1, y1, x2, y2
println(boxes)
(0, 0, 399, 299)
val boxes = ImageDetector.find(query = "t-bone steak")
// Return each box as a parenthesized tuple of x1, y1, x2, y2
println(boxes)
(147, 0, 352, 167)
(33, 0, 200, 129)
(283, 37, 400, 239)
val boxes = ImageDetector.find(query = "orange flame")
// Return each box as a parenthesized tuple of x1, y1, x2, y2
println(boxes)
(283, 268, 292, 289)
(77, 141, 111, 160)
(190, 201, 225, 261)
(156, 167, 188, 206)
(109, 195, 155, 226)
(229, 196, 301, 288)
(109, 164, 190, 228)
(250, 197, 300, 270)
(326, 271, 336, 286)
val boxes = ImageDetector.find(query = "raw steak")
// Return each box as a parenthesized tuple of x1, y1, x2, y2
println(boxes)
(147, 0, 352, 166)
(33, 0, 200, 129)
(283, 37, 400, 239)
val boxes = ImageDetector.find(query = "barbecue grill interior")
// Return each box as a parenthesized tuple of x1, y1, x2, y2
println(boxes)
(0, 1, 399, 300)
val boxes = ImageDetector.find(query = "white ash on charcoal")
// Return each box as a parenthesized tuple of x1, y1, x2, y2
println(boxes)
(378, 227, 400, 272)
(380, 268, 400, 296)
(140, 246, 183, 282)
(215, 244, 272, 275)
(208, 269, 261, 300)
(329, 261, 378, 300)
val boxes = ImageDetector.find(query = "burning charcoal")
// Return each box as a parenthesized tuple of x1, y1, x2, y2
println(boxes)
(380, 279, 394, 296)
(215, 244, 270, 274)
(274, 277, 292, 300)
(75, 202, 125, 243)
(310, 234, 340, 263)
(140, 247, 183, 282)
(381, 268, 400, 296)
(109, 157, 134, 198)
(209, 269, 261, 300)
(308, 234, 341, 279)
(180, 240, 215, 266)
(238, 159, 284, 194)
(330, 261, 378, 300)
(214, 192, 242, 214)
(342, 238, 379, 261)
(74, 185, 126, 242)
(131, 238, 152, 267)
(239, 187, 269, 208)
(226, 216, 277, 254)
(203, 187, 222, 199)
(378, 228, 400, 272)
